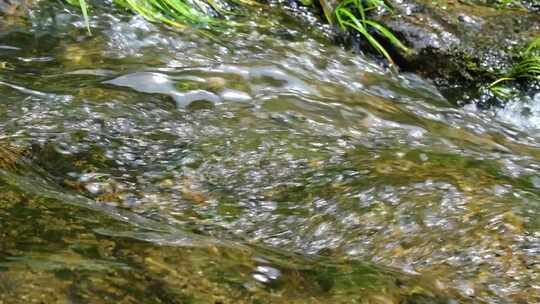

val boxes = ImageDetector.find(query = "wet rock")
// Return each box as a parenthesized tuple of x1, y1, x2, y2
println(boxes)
(375, 0, 540, 90)
(312, 0, 539, 99)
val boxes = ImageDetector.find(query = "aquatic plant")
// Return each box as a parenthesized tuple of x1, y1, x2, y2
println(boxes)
(524, 37, 540, 55)
(68, 0, 219, 33)
(67, 0, 408, 65)
(67, 0, 91, 34)
(490, 37, 540, 98)
(114, 0, 216, 25)
(334, 0, 410, 65)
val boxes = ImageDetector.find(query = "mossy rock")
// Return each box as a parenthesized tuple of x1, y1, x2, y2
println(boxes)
(314, 0, 539, 99)
(378, 0, 539, 86)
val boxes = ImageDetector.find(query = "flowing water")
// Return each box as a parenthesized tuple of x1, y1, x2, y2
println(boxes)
(0, 2, 539, 303)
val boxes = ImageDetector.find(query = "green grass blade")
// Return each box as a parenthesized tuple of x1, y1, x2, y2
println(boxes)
(490, 85, 515, 99)
(123, 0, 158, 22)
(353, 0, 366, 23)
(340, 18, 394, 64)
(489, 77, 515, 87)
(364, 19, 409, 53)
(510, 56, 540, 78)
(335, 0, 409, 64)
(524, 37, 540, 55)
(78, 0, 91, 34)
(319, 0, 335, 23)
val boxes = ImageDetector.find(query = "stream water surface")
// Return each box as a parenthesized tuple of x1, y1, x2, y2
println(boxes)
(0, 2, 539, 303)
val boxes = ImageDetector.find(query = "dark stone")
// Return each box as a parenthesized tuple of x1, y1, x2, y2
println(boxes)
(311, 0, 539, 100)
(375, 0, 540, 89)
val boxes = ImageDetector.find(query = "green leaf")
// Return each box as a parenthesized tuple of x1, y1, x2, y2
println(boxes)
(335, 1, 406, 64)
(79, 0, 91, 35)
(489, 77, 515, 88)
(364, 19, 410, 53)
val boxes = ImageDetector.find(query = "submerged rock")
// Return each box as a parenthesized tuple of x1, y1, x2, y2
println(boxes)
(0, 0, 31, 16)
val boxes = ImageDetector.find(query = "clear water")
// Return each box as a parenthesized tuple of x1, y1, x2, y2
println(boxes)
(0, 3, 538, 303)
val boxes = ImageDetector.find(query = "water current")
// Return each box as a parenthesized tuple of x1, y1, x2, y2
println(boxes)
(0, 2, 538, 303)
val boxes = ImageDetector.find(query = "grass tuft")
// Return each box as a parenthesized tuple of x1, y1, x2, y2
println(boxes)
(490, 37, 540, 98)
(334, 0, 409, 65)
(66, 0, 409, 67)
(67, 0, 223, 33)
(116, 0, 215, 25)
(524, 37, 540, 56)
